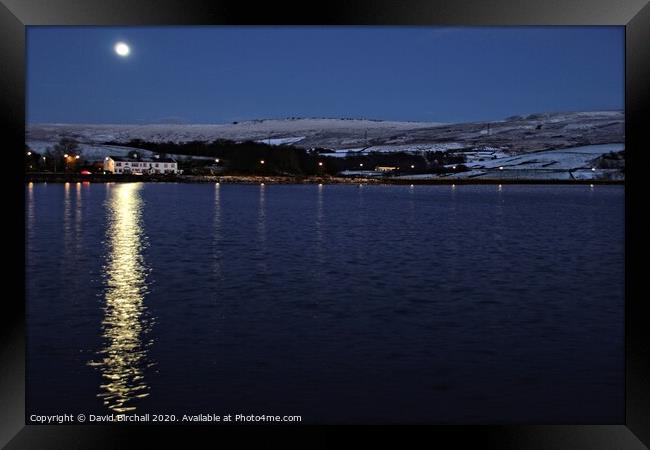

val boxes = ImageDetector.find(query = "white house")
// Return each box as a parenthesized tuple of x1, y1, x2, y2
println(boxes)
(103, 155, 180, 175)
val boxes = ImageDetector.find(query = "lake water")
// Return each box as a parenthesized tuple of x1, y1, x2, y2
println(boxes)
(26, 182, 625, 423)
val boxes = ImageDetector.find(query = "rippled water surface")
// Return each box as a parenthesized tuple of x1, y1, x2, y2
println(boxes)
(26, 182, 624, 423)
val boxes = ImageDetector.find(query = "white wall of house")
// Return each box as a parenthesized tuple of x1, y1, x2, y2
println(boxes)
(104, 158, 179, 174)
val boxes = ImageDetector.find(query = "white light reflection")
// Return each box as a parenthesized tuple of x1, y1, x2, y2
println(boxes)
(257, 183, 268, 274)
(213, 183, 223, 280)
(63, 182, 72, 253)
(74, 182, 83, 252)
(27, 182, 35, 241)
(316, 183, 324, 255)
(88, 183, 153, 413)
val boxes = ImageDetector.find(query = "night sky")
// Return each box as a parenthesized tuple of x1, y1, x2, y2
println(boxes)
(27, 26, 624, 124)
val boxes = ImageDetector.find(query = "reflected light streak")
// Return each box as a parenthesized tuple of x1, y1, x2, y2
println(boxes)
(213, 183, 223, 280)
(74, 182, 83, 251)
(27, 182, 35, 241)
(63, 182, 72, 252)
(89, 183, 152, 413)
(257, 184, 268, 273)
(316, 184, 324, 250)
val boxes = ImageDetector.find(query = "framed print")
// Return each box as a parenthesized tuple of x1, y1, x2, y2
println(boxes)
(1, 0, 649, 448)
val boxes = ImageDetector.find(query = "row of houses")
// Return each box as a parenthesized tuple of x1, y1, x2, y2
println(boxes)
(103, 156, 181, 175)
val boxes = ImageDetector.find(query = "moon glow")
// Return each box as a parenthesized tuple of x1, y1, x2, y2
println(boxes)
(114, 42, 130, 57)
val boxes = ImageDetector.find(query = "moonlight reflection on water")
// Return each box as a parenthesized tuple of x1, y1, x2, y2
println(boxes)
(88, 183, 153, 413)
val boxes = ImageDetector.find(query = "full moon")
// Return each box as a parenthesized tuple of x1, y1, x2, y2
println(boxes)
(114, 42, 130, 57)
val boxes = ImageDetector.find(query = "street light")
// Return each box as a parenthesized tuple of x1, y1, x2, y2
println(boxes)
(27, 151, 31, 156)
(410, 164, 415, 169)
(75, 155, 80, 159)
(215, 158, 220, 163)
(359, 163, 363, 167)
(318, 162, 323, 167)
(260, 160, 265, 164)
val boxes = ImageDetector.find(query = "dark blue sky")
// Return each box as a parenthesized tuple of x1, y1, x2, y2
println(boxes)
(26, 26, 624, 124)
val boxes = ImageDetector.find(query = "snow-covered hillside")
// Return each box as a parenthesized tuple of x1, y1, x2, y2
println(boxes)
(26, 118, 442, 149)
(26, 112, 624, 181)
(395, 144, 624, 181)
(27, 111, 622, 154)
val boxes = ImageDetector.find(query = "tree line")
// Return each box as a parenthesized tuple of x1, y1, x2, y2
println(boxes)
(106, 139, 468, 176)
(25, 138, 89, 172)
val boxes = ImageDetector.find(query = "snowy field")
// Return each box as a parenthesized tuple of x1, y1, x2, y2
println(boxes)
(255, 136, 305, 146)
(393, 144, 624, 181)
(323, 142, 466, 158)
(463, 143, 623, 170)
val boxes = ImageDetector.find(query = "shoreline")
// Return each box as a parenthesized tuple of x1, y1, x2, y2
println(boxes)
(25, 173, 624, 185)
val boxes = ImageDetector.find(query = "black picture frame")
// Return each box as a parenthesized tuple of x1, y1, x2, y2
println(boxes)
(1, 0, 648, 448)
